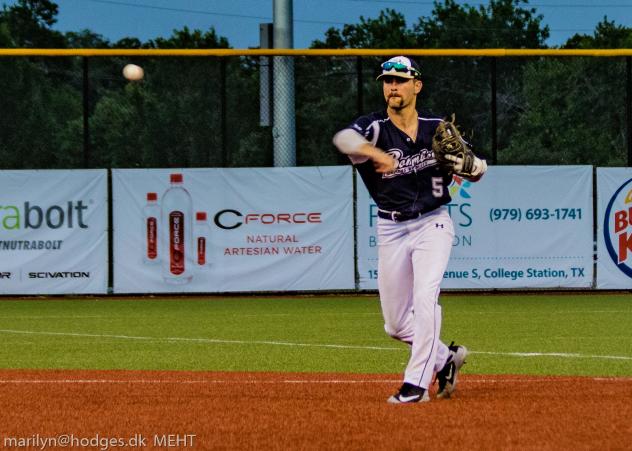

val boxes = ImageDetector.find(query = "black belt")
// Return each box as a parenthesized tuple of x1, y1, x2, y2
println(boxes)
(377, 209, 424, 222)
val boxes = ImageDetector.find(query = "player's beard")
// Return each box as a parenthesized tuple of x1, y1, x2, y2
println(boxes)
(387, 95, 407, 110)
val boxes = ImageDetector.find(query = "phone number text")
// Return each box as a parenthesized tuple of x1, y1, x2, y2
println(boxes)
(489, 208, 583, 222)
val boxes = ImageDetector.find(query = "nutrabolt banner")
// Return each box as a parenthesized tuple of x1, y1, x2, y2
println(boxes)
(112, 167, 354, 293)
(357, 166, 593, 289)
(596, 168, 632, 288)
(0, 170, 108, 294)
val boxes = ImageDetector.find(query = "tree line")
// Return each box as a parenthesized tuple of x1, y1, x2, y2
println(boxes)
(1, 0, 631, 169)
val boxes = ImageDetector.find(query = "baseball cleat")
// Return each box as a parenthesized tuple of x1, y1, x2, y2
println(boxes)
(436, 342, 468, 399)
(387, 382, 430, 404)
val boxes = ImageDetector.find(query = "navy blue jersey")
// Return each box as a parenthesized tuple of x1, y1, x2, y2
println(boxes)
(346, 110, 453, 214)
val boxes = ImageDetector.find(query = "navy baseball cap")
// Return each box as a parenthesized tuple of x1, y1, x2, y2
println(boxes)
(376, 56, 422, 81)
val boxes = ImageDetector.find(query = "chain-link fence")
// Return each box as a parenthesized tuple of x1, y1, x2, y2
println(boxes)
(1, 51, 631, 169)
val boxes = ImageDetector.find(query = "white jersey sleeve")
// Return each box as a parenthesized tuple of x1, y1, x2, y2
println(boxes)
(333, 114, 382, 165)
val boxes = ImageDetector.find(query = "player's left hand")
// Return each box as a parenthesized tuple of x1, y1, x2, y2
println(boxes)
(432, 114, 487, 179)
(444, 154, 487, 178)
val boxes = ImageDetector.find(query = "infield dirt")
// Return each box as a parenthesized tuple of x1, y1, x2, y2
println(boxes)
(0, 370, 630, 450)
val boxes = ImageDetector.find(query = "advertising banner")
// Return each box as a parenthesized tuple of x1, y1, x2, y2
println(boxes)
(113, 167, 354, 293)
(357, 166, 593, 289)
(0, 170, 108, 294)
(596, 168, 632, 288)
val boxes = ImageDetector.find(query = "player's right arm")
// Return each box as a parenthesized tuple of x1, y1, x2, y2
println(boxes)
(333, 130, 396, 173)
(333, 117, 396, 174)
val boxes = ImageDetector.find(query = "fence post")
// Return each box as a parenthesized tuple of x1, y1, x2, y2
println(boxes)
(627, 56, 631, 166)
(107, 168, 113, 293)
(491, 57, 497, 165)
(220, 58, 228, 167)
(353, 56, 363, 290)
(272, 0, 297, 167)
(339, 56, 363, 166)
(356, 56, 363, 117)
(83, 57, 90, 168)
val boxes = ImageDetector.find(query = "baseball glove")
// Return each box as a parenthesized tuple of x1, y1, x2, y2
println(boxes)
(432, 114, 477, 177)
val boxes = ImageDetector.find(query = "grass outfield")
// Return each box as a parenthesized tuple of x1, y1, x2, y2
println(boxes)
(0, 293, 630, 377)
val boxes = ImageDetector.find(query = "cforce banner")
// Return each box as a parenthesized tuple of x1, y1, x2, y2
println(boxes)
(357, 166, 594, 289)
(112, 167, 354, 293)
(0, 170, 108, 294)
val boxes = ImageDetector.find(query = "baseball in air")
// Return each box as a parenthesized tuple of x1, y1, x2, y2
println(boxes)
(123, 64, 144, 81)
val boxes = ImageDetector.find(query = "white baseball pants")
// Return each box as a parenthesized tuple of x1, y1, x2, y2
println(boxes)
(377, 206, 454, 389)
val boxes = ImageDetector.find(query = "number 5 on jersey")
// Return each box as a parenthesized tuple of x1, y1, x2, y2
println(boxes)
(432, 177, 444, 198)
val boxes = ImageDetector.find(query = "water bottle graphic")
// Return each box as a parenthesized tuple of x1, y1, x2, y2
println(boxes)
(143, 192, 160, 265)
(195, 212, 212, 267)
(161, 173, 193, 284)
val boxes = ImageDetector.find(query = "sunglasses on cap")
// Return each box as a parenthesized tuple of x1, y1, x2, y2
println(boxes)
(381, 61, 421, 79)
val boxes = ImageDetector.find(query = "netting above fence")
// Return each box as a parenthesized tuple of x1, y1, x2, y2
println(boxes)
(1, 48, 631, 169)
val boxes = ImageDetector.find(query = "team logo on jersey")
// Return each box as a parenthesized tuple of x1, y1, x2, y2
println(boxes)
(382, 148, 436, 178)
(449, 176, 472, 199)
(603, 177, 632, 276)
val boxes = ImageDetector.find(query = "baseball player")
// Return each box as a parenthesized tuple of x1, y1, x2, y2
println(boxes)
(333, 56, 487, 403)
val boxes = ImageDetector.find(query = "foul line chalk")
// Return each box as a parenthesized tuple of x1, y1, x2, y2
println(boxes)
(0, 377, 631, 385)
(0, 329, 630, 361)
(0, 329, 401, 351)
(470, 350, 632, 361)
(0, 379, 402, 385)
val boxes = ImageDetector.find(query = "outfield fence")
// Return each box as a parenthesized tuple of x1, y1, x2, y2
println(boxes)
(2, 165, 632, 295)
(2, 48, 632, 294)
